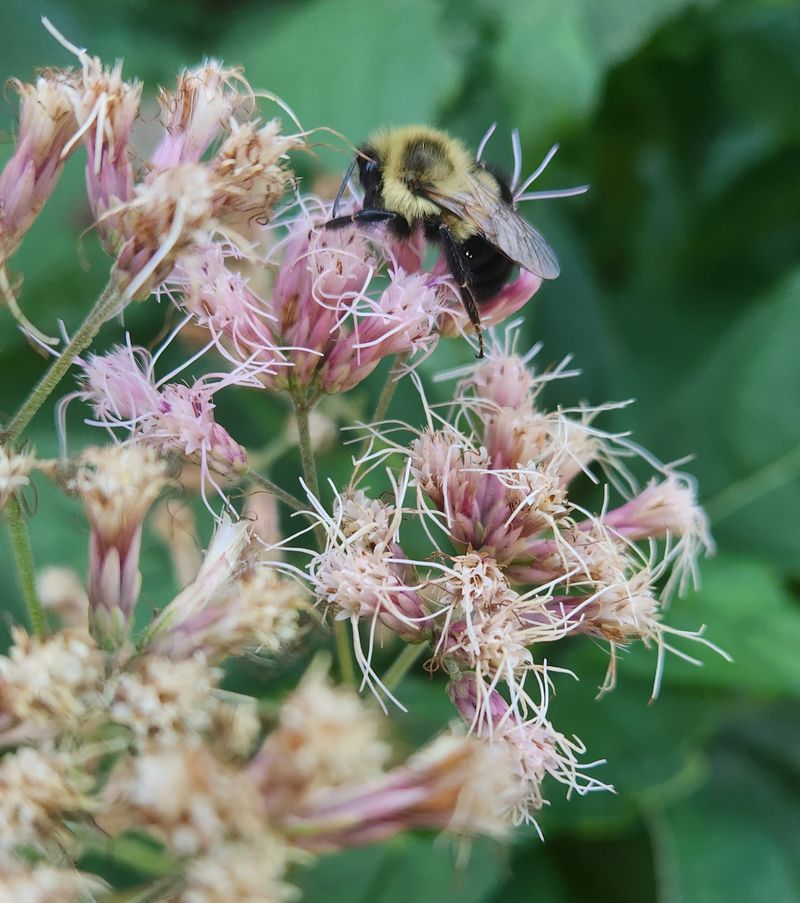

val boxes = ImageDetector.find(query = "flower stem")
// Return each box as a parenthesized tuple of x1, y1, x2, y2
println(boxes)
(246, 469, 309, 514)
(334, 618, 357, 688)
(2, 278, 121, 443)
(381, 641, 427, 692)
(292, 393, 321, 503)
(4, 494, 46, 636)
(291, 390, 356, 686)
(357, 352, 409, 461)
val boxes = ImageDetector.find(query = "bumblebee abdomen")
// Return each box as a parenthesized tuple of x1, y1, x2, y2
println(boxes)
(461, 233, 515, 300)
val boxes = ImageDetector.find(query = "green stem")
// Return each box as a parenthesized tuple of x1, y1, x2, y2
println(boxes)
(357, 353, 410, 462)
(334, 618, 356, 687)
(291, 390, 356, 685)
(2, 278, 121, 443)
(246, 469, 309, 514)
(292, 393, 321, 502)
(80, 830, 174, 877)
(381, 641, 427, 692)
(5, 495, 46, 635)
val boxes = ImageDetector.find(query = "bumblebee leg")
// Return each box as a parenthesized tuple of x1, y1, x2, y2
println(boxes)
(332, 155, 358, 218)
(438, 223, 484, 358)
(325, 209, 408, 230)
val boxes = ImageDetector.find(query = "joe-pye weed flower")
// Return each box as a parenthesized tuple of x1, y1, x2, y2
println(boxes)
(0, 20, 730, 902)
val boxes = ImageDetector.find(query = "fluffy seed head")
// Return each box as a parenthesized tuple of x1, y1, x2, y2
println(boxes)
(178, 837, 300, 903)
(0, 747, 90, 853)
(249, 666, 391, 818)
(100, 746, 264, 856)
(0, 627, 104, 738)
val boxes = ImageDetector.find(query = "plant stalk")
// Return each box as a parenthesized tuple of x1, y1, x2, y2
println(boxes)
(382, 641, 427, 692)
(246, 469, 309, 514)
(3, 278, 121, 443)
(4, 494, 46, 635)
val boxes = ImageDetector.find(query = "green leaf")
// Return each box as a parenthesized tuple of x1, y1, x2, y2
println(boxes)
(647, 270, 800, 571)
(649, 748, 800, 903)
(224, 0, 463, 155)
(618, 556, 800, 698)
(539, 666, 723, 836)
(493, 0, 707, 146)
(295, 837, 504, 903)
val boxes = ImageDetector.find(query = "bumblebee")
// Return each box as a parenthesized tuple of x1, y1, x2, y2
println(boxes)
(325, 125, 560, 357)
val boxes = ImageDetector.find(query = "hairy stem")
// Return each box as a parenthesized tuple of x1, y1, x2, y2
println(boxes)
(381, 640, 427, 692)
(2, 278, 121, 443)
(292, 393, 321, 503)
(291, 390, 356, 685)
(246, 469, 310, 515)
(4, 495, 46, 636)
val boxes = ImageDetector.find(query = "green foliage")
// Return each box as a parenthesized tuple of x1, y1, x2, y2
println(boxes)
(1, 0, 798, 900)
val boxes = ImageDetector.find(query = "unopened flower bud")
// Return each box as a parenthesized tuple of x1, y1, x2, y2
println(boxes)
(69, 444, 168, 646)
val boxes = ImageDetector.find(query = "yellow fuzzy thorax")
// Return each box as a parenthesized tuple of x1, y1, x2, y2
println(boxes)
(367, 125, 478, 232)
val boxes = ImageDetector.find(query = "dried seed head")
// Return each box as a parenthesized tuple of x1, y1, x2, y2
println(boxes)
(0, 861, 106, 903)
(286, 729, 522, 850)
(210, 119, 301, 233)
(35, 566, 90, 629)
(72, 444, 168, 543)
(100, 746, 264, 856)
(114, 163, 215, 300)
(178, 837, 300, 903)
(152, 61, 253, 169)
(71, 57, 142, 247)
(108, 655, 230, 750)
(249, 666, 391, 818)
(0, 627, 104, 738)
(0, 447, 34, 511)
(0, 747, 90, 853)
(146, 517, 305, 662)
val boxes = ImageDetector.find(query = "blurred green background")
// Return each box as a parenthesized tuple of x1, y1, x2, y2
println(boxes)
(2, 0, 800, 900)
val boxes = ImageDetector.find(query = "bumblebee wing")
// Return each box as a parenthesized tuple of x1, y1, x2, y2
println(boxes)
(426, 173, 560, 280)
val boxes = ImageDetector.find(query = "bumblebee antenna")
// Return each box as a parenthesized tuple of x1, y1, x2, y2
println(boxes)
(332, 155, 358, 218)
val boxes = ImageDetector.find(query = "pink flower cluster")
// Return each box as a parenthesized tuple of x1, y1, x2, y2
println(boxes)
(302, 338, 726, 823)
